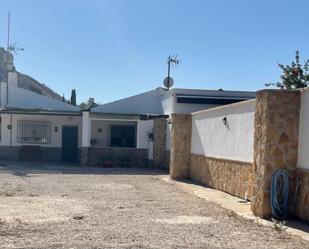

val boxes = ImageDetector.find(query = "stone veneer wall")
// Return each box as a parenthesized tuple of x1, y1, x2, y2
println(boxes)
(252, 90, 300, 218)
(81, 147, 148, 167)
(170, 114, 192, 179)
(153, 118, 167, 168)
(81, 147, 88, 166)
(294, 168, 309, 221)
(191, 154, 253, 200)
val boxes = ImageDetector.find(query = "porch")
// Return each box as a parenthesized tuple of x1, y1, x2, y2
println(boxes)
(80, 112, 154, 167)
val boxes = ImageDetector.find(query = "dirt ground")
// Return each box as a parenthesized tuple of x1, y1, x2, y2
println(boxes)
(0, 163, 308, 249)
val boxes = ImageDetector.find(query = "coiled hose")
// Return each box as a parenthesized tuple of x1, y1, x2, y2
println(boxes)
(270, 169, 290, 220)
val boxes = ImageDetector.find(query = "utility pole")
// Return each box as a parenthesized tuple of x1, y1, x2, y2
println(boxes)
(6, 11, 11, 107)
(7, 11, 10, 51)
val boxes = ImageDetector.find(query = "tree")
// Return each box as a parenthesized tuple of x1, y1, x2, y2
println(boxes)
(80, 98, 97, 110)
(70, 89, 77, 106)
(266, 51, 309, 90)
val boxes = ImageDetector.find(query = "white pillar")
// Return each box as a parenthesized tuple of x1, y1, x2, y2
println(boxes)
(82, 111, 91, 147)
(8, 72, 18, 87)
(0, 83, 8, 108)
(136, 120, 154, 149)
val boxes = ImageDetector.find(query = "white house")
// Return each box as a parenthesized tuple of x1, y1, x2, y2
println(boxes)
(84, 87, 255, 165)
(0, 72, 82, 162)
(91, 87, 256, 115)
(0, 72, 255, 165)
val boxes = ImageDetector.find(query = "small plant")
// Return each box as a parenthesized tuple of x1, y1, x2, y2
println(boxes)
(4, 190, 14, 197)
(0, 218, 5, 225)
(255, 218, 264, 227)
(15, 186, 23, 192)
(73, 214, 85, 220)
(272, 218, 287, 232)
(226, 210, 238, 218)
(266, 51, 309, 90)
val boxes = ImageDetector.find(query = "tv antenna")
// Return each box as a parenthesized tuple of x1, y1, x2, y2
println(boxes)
(163, 55, 180, 90)
(7, 11, 24, 55)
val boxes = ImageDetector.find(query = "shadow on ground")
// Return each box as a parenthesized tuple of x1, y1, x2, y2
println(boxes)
(0, 161, 168, 177)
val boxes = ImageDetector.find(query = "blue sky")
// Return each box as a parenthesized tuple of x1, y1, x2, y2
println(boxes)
(0, 0, 308, 104)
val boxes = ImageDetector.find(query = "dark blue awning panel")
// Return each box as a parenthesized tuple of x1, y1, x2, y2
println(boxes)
(176, 95, 252, 105)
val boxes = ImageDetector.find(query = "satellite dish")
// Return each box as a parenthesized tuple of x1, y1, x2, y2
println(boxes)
(163, 76, 174, 89)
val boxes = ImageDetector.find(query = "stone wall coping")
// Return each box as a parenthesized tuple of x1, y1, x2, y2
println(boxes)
(191, 153, 253, 166)
(299, 87, 309, 92)
(296, 167, 309, 173)
(191, 99, 256, 116)
(257, 89, 300, 94)
(170, 113, 192, 116)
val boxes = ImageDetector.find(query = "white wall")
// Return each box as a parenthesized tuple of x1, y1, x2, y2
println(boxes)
(137, 120, 154, 149)
(191, 100, 255, 162)
(165, 120, 171, 151)
(161, 93, 174, 115)
(82, 112, 90, 147)
(0, 114, 82, 148)
(174, 102, 219, 114)
(0, 114, 10, 146)
(298, 90, 309, 169)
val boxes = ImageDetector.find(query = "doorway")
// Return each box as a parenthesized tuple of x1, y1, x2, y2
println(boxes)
(62, 126, 78, 162)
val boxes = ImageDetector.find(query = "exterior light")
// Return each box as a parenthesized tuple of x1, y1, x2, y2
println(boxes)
(222, 117, 227, 126)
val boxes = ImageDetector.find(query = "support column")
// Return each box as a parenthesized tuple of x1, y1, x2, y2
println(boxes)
(170, 114, 192, 179)
(153, 118, 167, 168)
(81, 111, 91, 166)
(252, 90, 300, 218)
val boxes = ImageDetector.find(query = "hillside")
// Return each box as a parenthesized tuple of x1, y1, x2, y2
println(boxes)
(0, 47, 62, 100)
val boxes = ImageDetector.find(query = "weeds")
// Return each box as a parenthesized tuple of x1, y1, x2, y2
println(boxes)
(73, 215, 85, 220)
(4, 190, 14, 197)
(0, 218, 5, 225)
(255, 218, 264, 227)
(272, 218, 287, 232)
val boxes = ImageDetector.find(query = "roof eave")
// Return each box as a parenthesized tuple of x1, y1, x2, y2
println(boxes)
(0, 108, 81, 116)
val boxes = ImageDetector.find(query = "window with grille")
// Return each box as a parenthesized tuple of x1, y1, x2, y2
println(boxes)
(17, 120, 51, 144)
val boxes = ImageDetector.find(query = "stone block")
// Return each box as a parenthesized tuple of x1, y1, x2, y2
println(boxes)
(252, 90, 300, 218)
(170, 114, 192, 179)
(153, 118, 167, 168)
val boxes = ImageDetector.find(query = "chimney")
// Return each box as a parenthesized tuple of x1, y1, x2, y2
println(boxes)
(8, 71, 18, 87)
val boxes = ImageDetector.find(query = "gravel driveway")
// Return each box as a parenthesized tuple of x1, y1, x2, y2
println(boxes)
(0, 164, 308, 249)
